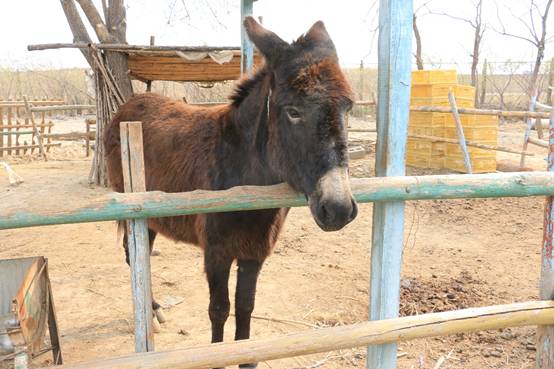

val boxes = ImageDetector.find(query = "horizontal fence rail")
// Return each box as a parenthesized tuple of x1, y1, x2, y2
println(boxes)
(44, 301, 554, 369)
(2, 172, 554, 230)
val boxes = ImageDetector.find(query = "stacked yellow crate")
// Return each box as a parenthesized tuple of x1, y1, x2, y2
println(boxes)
(443, 114, 498, 173)
(406, 70, 497, 173)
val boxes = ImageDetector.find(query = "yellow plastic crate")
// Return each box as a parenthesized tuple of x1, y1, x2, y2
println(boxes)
(407, 138, 446, 153)
(410, 96, 474, 108)
(406, 138, 445, 169)
(406, 152, 444, 169)
(409, 112, 448, 127)
(444, 114, 498, 128)
(411, 84, 475, 100)
(412, 70, 457, 85)
(445, 142, 497, 157)
(444, 155, 496, 173)
(454, 85, 475, 100)
(444, 127, 497, 141)
(408, 126, 446, 138)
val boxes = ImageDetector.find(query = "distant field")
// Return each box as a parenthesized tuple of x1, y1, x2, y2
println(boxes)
(0, 66, 551, 112)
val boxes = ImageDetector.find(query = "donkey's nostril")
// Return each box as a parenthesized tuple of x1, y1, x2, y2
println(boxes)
(318, 203, 329, 222)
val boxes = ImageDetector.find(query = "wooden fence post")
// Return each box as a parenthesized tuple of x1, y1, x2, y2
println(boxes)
(448, 90, 473, 173)
(0, 105, 4, 158)
(7, 100, 12, 156)
(521, 92, 538, 168)
(120, 121, 155, 353)
(537, 107, 554, 368)
(368, 0, 412, 368)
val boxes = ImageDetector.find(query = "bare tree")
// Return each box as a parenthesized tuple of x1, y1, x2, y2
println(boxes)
(429, 0, 486, 106)
(495, 0, 554, 98)
(487, 61, 523, 121)
(412, 1, 433, 70)
(60, 0, 133, 100)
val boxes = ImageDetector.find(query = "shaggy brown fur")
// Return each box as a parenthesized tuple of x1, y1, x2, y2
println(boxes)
(104, 17, 356, 369)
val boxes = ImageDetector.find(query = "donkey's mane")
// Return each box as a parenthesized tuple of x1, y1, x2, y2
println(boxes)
(229, 66, 268, 108)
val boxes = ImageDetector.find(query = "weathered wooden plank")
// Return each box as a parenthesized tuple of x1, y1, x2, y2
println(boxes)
(411, 105, 550, 119)
(537, 108, 554, 368)
(27, 43, 241, 52)
(409, 133, 534, 156)
(368, 1, 413, 368)
(448, 90, 472, 173)
(120, 122, 155, 353)
(30, 105, 95, 113)
(521, 94, 537, 167)
(43, 301, 554, 369)
(2, 172, 554, 230)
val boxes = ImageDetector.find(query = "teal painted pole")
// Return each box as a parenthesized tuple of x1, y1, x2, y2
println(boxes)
(537, 108, 554, 367)
(368, 0, 413, 368)
(240, 0, 254, 73)
(2, 172, 554, 230)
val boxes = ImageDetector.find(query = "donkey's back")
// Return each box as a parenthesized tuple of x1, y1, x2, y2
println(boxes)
(104, 93, 228, 245)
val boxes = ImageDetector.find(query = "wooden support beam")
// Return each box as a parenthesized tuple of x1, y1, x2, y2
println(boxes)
(537, 108, 554, 368)
(27, 43, 240, 53)
(529, 137, 549, 148)
(30, 105, 95, 113)
(521, 94, 538, 167)
(411, 105, 550, 119)
(369, 1, 412, 368)
(448, 90, 472, 173)
(409, 134, 534, 156)
(120, 121, 155, 353)
(43, 301, 554, 369)
(2, 172, 554, 230)
(23, 96, 47, 161)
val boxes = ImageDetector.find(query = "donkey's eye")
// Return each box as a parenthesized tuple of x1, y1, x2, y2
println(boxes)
(285, 107, 302, 123)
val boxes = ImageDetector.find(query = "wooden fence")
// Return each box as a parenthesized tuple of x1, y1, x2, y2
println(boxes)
(0, 98, 96, 158)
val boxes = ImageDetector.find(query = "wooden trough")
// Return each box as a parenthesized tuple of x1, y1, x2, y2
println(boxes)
(0, 257, 62, 366)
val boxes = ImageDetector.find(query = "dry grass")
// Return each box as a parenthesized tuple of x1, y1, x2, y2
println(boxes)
(0, 65, 551, 113)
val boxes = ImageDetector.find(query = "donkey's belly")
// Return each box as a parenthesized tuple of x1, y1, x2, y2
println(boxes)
(148, 214, 203, 247)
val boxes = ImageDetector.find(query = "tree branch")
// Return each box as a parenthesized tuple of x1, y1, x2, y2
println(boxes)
(59, 0, 94, 66)
(76, 0, 111, 42)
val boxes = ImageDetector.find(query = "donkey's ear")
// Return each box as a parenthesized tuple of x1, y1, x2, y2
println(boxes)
(304, 21, 334, 48)
(244, 16, 288, 63)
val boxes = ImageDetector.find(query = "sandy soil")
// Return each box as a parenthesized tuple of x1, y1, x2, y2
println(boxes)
(0, 116, 549, 369)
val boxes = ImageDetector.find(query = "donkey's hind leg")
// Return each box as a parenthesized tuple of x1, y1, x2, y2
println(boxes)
(122, 228, 164, 323)
(234, 259, 263, 369)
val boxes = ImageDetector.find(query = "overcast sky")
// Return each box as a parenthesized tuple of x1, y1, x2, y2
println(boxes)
(1, 0, 553, 72)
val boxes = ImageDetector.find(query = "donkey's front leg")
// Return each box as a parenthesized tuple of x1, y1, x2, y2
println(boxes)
(205, 249, 233, 345)
(235, 259, 263, 369)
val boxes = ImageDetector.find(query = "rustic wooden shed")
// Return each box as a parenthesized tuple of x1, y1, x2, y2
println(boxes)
(28, 0, 258, 185)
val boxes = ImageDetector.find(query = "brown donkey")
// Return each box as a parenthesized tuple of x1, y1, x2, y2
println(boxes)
(105, 17, 357, 368)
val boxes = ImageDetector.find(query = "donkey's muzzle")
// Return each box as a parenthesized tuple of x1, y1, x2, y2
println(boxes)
(308, 167, 358, 232)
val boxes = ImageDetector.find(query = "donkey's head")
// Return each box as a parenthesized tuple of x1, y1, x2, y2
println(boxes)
(244, 17, 357, 231)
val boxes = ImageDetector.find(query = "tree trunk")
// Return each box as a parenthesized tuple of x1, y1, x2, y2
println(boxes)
(546, 57, 554, 106)
(60, 0, 133, 185)
(479, 59, 487, 108)
(413, 14, 424, 70)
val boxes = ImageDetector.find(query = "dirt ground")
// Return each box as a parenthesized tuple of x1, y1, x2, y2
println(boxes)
(0, 116, 549, 369)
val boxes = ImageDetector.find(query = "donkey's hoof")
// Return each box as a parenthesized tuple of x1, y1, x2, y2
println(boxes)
(154, 308, 167, 323)
(239, 364, 258, 368)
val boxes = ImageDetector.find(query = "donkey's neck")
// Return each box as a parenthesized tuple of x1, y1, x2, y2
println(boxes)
(220, 70, 279, 187)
